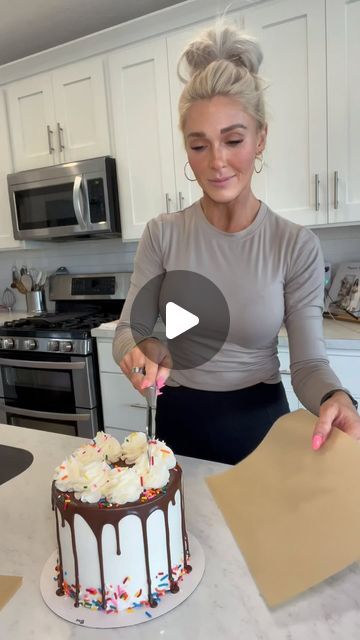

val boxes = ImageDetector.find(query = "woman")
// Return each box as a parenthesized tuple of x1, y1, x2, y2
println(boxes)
(113, 22, 360, 464)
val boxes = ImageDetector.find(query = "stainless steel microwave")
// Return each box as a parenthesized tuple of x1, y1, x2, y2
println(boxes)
(7, 156, 121, 240)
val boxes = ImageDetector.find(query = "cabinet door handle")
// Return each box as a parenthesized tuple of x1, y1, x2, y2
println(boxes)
(279, 369, 291, 375)
(130, 403, 147, 409)
(314, 173, 320, 211)
(57, 122, 65, 151)
(165, 193, 172, 213)
(47, 125, 55, 154)
(178, 191, 185, 210)
(334, 170, 339, 210)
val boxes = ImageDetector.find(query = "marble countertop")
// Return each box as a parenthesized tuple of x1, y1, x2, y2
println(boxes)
(1, 424, 360, 638)
(92, 316, 360, 350)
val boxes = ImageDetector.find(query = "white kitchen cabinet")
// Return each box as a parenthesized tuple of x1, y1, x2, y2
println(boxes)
(244, 0, 360, 226)
(0, 90, 22, 250)
(6, 57, 111, 171)
(278, 343, 360, 411)
(166, 22, 210, 211)
(96, 338, 147, 437)
(108, 38, 177, 241)
(326, 0, 360, 224)
(243, 0, 328, 226)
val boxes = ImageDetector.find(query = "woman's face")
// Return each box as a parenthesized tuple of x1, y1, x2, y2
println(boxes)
(184, 95, 267, 205)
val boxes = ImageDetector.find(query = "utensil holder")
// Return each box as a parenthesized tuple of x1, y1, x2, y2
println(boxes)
(26, 290, 46, 314)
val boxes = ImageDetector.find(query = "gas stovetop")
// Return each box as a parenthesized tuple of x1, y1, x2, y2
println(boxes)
(0, 311, 120, 355)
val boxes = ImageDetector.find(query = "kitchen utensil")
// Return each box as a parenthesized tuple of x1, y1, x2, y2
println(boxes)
(25, 290, 46, 314)
(2, 288, 16, 311)
(34, 271, 43, 290)
(20, 273, 33, 292)
(144, 384, 157, 441)
(13, 278, 28, 295)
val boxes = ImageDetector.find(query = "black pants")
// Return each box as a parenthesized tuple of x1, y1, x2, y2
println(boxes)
(156, 382, 290, 465)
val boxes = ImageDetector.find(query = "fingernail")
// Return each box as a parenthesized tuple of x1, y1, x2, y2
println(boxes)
(141, 380, 151, 389)
(156, 377, 165, 389)
(312, 434, 323, 451)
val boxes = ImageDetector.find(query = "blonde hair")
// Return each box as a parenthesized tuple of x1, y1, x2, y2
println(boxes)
(178, 21, 266, 133)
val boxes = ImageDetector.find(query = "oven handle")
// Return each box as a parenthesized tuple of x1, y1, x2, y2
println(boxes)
(0, 358, 85, 370)
(2, 404, 91, 422)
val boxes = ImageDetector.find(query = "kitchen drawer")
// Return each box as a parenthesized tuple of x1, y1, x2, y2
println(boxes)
(97, 340, 120, 374)
(105, 426, 134, 440)
(100, 371, 147, 430)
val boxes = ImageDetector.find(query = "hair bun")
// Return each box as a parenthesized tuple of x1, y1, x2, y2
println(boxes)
(179, 24, 263, 81)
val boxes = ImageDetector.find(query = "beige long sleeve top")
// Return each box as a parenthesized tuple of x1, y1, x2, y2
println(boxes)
(113, 200, 343, 415)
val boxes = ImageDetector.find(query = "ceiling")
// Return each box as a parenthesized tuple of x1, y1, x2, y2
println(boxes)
(0, 0, 188, 66)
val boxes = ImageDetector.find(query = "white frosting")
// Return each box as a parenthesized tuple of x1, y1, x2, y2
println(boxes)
(53, 431, 177, 505)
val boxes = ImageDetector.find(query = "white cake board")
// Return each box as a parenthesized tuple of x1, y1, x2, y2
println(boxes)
(40, 533, 204, 628)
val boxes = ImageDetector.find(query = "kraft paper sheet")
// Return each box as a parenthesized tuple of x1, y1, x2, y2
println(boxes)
(0, 575, 22, 610)
(206, 409, 360, 606)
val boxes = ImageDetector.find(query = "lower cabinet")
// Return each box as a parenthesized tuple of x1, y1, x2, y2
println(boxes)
(96, 338, 146, 440)
(278, 344, 360, 412)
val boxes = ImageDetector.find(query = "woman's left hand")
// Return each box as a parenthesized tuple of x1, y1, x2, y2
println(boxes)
(312, 391, 360, 450)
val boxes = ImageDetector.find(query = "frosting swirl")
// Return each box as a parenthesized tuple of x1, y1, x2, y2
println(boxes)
(53, 431, 176, 505)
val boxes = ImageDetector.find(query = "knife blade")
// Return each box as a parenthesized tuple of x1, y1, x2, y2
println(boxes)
(144, 384, 157, 441)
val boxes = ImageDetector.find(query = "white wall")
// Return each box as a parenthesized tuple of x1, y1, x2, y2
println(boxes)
(0, 224, 359, 312)
(0, 238, 137, 311)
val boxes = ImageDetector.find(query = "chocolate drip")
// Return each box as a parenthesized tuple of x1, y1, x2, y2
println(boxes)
(180, 478, 192, 573)
(52, 465, 189, 610)
(54, 507, 64, 595)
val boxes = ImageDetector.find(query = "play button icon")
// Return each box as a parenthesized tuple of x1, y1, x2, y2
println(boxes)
(165, 302, 199, 339)
(130, 270, 230, 371)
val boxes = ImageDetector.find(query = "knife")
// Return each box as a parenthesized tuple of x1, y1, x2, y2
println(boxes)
(144, 384, 157, 441)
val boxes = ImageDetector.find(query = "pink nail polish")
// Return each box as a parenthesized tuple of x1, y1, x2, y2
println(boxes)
(156, 377, 165, 389)
(141, 380, 151, 390)
(312, 434, 323, 450)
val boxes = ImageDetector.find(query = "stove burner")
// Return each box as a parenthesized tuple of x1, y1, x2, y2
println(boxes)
(3, 311, 119, 332)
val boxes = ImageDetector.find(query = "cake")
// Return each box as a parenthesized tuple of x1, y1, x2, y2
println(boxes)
(52, 431, 191, 613)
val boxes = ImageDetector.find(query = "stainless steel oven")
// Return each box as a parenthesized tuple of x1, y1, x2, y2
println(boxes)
(0, 272, 130, 438)
(0, 350, 98, 437)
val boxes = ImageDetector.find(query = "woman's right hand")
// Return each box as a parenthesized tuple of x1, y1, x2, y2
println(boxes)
(119, 338, 172, 396)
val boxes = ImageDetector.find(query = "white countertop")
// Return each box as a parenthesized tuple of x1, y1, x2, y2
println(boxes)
(92, 316, 360, 349)
(0, 311, 36, 323)
(1, 424, 360, 638)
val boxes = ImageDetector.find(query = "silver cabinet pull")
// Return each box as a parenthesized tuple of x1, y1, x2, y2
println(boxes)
(314, 173, 320, 211)
(57, 122, 65, 151)
(279, 369, 291, 375)
(334, 170, 339, 210)
(165, 193, 172, 213)
(178, 191, 185, 210)
(47, 125, 55, 154)
(130, 403, 147, 409)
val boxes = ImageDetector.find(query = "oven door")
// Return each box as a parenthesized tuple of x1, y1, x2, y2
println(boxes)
(0, 352, 98, 437)
(9, 175, 90, 240)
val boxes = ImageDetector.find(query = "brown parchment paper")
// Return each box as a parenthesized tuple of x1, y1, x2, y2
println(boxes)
(206, 409, 360, 606)
(0, 575, 22, 610)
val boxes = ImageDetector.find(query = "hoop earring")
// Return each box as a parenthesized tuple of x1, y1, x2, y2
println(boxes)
(184, 161, 197, 182)
(254, 153, 264, 174)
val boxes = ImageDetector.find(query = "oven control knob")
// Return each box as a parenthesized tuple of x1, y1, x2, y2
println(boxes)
(60, 341, 73, 353)
(24, 339, 37, 350)
(3, 338, 14, 350)
(48, 340, 60, 352)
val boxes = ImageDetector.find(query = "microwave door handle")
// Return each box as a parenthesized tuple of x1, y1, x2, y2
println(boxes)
(73, 175, 87, 229)
(2, 405, 91, 422)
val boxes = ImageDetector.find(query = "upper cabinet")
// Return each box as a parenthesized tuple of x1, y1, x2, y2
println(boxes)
(108, 38, 177, 241)
(108, 24, 210, 241)
(6, 57, 111, 171)
(326, 0, 360, 224)
(0, 90, 22, 250)
(243, 0, 360, 226)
